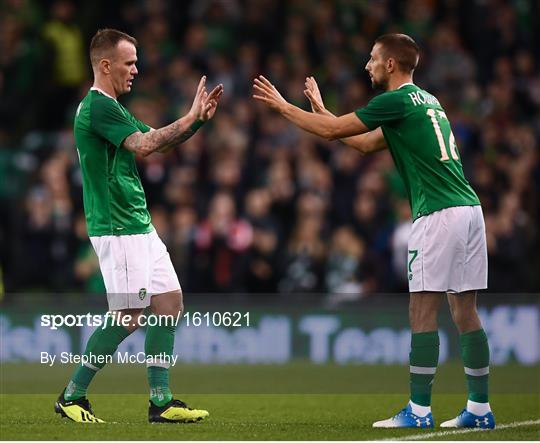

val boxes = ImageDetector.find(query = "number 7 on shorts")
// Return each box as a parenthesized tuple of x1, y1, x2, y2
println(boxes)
(408, 249, 418, 281)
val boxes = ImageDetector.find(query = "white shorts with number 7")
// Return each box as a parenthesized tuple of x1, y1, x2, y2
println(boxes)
(407, 205, 488, 294)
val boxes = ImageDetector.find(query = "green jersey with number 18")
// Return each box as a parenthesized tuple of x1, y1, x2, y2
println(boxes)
(74, 88, 153, 236)
(355, 83, 480, 220)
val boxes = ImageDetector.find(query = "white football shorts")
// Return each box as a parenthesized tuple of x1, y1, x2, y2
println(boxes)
(90, 228, 181, 310)
(407, 205, 488, 293)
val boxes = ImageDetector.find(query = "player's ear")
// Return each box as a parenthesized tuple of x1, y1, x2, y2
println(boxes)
(386, 57, 396, 73)
(99, 58, 112, 75)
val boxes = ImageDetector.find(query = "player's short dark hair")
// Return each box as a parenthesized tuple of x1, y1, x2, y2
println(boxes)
(374, 33, 419, 73)
(89, 28, 137, 68)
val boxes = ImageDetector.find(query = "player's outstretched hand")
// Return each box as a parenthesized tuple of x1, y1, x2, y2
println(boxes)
(200, 83, 224, 121)
(304, 76, 326, 114)
(189, 76, 208, 120)
(253, 75, 288, 113)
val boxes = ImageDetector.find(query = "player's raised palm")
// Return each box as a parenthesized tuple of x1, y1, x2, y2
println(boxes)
(252, 75, 288, 113)
(304, 76, 326, 114)
(188, 76, 208, 121)
(200, 84, 224, 121)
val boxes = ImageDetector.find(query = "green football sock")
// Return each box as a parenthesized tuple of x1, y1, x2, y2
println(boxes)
(145, 321, 177, 407)
(461, 329, 490, 403)
(409, 331, 439, 407)
(64, 321, 130, 401)
(65, 366, 96, 400)
(147, 366, 172, 407)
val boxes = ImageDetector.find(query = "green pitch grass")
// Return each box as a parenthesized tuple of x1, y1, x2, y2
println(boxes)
(1, 363, 539, 440)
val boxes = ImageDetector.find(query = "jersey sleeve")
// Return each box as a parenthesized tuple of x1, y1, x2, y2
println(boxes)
(127, 112, 152, 134)
(90, 97, 146, 148)
(355, 92, 405, 130)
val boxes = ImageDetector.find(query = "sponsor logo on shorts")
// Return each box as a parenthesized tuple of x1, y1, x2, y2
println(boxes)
(139, 288, 147, 300)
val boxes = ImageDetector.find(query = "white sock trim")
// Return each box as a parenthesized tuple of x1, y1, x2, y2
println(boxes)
(410, 365, 437, 375)
(146, 358, 171, 369)
(83, 362, 100, 371)
(464, 366, 489, 376)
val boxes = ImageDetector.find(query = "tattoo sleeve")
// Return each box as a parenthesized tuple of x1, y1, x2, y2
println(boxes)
(157, 119, 205, 154)
(123, 117, 205, 157)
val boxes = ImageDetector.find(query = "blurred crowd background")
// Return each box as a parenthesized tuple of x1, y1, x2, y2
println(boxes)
(0, 0, 539, 297)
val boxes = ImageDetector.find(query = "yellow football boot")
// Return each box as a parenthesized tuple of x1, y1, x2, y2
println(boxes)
(54, 389, 105, 423)
(148, 399, 209, 423)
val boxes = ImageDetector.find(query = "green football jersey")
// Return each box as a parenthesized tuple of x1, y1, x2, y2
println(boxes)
(74, 88, 153, 236)
(355, 83, 480, 220)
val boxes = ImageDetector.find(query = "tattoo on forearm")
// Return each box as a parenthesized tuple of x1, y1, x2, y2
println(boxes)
(179, 127, 197, 142)
(156, 128, 198, 153)
(124, 117, 198, 156)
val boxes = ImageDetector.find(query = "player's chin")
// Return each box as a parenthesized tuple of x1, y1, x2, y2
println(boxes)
(371, 79, 384, 90)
